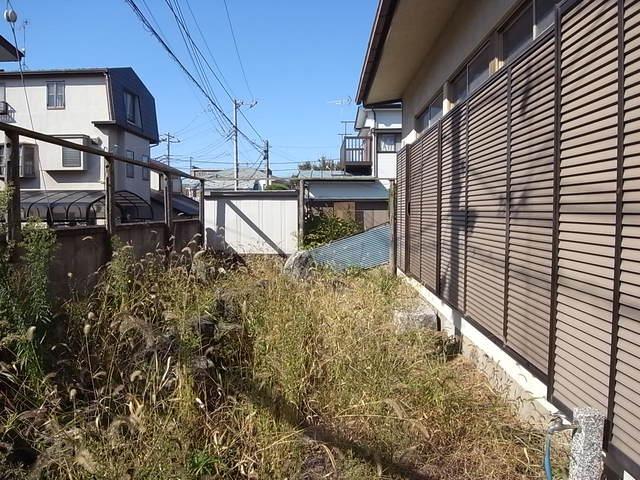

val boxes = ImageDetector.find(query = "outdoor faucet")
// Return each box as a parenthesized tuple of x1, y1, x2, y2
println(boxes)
(547, 412, 579, 435)
(544, 412, 579, 480)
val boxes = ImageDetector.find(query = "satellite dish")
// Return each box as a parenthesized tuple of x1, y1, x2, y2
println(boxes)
(4, 9, 17, 24)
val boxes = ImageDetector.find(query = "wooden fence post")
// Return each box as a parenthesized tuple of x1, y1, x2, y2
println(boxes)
(5, 131, 20, 244)
(297, 179, 305, 249)
(199, 179, 205, 247)
(164, 173, 173, 248)
(105, 156, 116, 236)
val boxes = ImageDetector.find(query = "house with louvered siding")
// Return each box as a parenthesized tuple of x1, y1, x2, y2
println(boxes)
(357, 0, 640, 478)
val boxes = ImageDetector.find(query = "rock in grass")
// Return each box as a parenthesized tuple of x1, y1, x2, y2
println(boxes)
(283, 250, 315, 279)
(393, 303, 438, 332)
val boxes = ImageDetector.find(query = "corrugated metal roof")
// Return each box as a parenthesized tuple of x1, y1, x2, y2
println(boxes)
(307, 180, 389, 201)
(308, 223, 390, 271)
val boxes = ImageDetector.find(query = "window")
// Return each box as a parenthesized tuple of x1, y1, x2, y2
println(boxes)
(502, 3, 534, 63)
(62, 146, 82, 167)
(468, 40, 496, 93)
(47, 81, 65, 109)
(126, 150, 135, 178)
(377, 133, 401, 153)
(450, 69, 468, 107)
(142, 154, 150, 180)
(20, 145, 35, 177)
(0, 144, 37, 177)
(124, 91, 141, 127)
(535, 0, 556, 34)
(416, 91, 444, 132)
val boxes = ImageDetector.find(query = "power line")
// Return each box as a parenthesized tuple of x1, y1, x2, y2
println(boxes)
(123, 0, 262, 152)
(222, 0, 254, 100)
(183, 0, 236, 99)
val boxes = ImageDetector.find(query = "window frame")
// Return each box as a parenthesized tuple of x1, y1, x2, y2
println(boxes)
(124, 90, 142, 127)
(377, 132, 401, 153)
(141, 153, 150, 180)
(126, 150, 135, 178)
(499, 1, 534, 65)
(46, 81, 65, 110)
(20, 144, 36, 178)
(61, 146, 82, 168)
(416, 90, 445, 133)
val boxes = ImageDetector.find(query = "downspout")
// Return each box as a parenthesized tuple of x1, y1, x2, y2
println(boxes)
(372, 108, 378, 178)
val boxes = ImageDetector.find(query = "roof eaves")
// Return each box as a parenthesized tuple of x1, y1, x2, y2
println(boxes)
(355, 0, 399, 105)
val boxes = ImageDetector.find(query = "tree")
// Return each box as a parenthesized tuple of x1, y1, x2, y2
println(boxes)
(297, 156, 339, 171)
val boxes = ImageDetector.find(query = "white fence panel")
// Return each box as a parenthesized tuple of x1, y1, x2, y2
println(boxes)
(204, 192, 298, 255)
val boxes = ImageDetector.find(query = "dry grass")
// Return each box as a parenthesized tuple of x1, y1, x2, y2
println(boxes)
(0, 244, 566, 479)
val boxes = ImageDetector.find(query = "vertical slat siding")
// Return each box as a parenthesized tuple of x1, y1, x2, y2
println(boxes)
(396, 147, 407, 272)
(408, 140, 422, 279)
(611, 0, 640, 469)
(506, 34, 556, 375)
(553, 0, 617, 413)
(440, 107, 467, 310)
(466, 73, 509, 339)
(420, 128, 439, 291)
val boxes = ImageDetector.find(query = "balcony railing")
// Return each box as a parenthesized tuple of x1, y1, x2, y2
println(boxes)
(340, 136, 371, 167)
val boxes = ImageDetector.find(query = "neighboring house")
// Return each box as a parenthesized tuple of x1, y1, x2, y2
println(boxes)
(305, 177, 389, 230)
(340, 103, 401, 178)
(149, 160, 199, 219)
(187, 167, 269, 194)
(0, 67, 158, 224)
(357, 0, 640, 478)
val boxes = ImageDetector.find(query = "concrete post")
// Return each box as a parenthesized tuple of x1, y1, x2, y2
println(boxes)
(569, 407, 606, 480)
(5, 131, 20, 244)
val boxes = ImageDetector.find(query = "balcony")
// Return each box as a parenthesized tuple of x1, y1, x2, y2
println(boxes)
(340, 136, 371, 175)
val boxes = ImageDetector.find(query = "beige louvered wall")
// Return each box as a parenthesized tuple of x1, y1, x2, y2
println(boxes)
(408, 143, 422, 278)
(420, 127, 439, 292)
(466, 73, 509, 339)
(396, 146, 407, 271)
(391, 0, 640, 474)
(506, 35, 555, 374)
(611, 0, 640, 469)
(552, 0, 617, 415)
(440, 108, 467, 309)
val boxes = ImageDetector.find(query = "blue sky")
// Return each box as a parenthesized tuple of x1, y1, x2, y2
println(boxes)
(3, 0, 377, 176)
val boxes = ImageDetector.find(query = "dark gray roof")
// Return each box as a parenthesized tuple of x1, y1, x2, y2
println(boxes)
(0, 67, 159, 143)
(98, 68, 160, 144)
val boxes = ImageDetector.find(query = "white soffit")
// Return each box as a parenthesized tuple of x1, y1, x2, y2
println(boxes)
(366, 0, 461, 104)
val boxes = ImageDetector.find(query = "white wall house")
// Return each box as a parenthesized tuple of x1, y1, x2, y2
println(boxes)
(340, 103, 401, 180)
(0, 68, 160, 223)
(355, 104, 402, 179)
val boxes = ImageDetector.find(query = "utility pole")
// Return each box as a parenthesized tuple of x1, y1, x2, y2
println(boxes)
(160, 132, 181, 167)
(189, 156, 193, 175)
(233, 99, 239, 191)
(264, 139, 270, 187)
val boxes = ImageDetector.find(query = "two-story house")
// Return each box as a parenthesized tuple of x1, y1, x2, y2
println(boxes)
(339, 103, 401, 179)
(0, 67, 159, 224)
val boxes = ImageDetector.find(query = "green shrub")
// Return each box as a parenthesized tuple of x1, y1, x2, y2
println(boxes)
(304, 212, 361, 248)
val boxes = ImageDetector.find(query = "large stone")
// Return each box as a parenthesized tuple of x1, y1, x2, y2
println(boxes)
(392, 303, 438, 332)
(283, 250, 315, 279)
